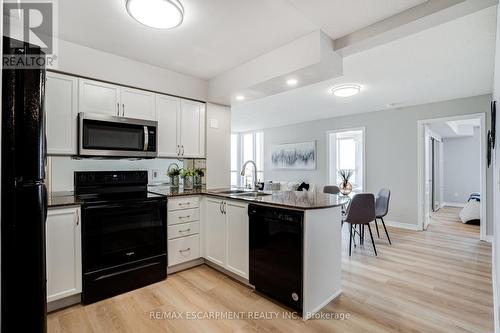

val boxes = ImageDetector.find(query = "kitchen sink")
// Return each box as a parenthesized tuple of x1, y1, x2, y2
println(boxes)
(235, 192, 272, 198)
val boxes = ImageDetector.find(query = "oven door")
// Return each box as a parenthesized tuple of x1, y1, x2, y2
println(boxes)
(82, 199, 167, 273)
(79, 113, 157, 158)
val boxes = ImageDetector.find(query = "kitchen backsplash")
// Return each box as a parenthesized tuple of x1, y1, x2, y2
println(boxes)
(48, 156, 185, 192)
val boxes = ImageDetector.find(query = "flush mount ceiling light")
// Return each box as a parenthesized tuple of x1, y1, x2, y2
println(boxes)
(286, 79, 298, 86)
(331, 84, 361, 97)
(235, 95, 245, 101)
(126, 0, 184, 29)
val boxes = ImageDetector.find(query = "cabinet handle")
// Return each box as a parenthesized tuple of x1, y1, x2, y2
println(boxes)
(219, 202, 223, 214)
(179, 248, 191, 253)
(224, 201, 227, 214)
(181, 145, 185, 156)
(122, 103, 125, 117)
(179, 215, 191, 219)
(178, 228, 191, 233)
(178, 202, 190, 206)
(76, 214, 79, 226)
(116, 102, 120, 116)
(177, 145, 180, 156)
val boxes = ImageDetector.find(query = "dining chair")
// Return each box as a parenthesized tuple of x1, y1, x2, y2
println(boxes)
(374, 188, 391, 244)
(323, 185, 340, 195)
(343, 193, 377, 256)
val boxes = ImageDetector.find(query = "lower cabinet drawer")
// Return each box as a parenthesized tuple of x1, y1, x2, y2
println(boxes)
(168, 208, 200, 225)
(168, 197, 200, 211)
(168, 234, 200, 266)
(168, 221, 199, 240)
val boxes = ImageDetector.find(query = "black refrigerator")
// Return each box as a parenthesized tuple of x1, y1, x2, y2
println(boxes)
(1, 36, 48, 333)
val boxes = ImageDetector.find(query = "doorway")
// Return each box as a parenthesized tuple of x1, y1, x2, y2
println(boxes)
(418, 114, 486, 240)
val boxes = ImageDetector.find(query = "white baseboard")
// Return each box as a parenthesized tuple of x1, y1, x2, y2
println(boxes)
(485, 235, 493, 243)
(383, 220, 420, 231)
(442, 202, 465, 208)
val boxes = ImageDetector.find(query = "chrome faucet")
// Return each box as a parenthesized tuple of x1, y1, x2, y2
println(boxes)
(240, 160, 258, 190)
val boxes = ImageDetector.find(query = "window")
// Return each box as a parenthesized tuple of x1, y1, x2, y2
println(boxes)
(231, 131, 264, 187)
(328, 129, 364, 191)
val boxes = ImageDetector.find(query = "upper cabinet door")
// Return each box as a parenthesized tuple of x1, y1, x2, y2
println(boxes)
(46, 72, 78, 155)
(79, 79, 120, 116)
(120, 87, 156, 120)
(156, 94, 181, 157)
(180, 100, 205, 158)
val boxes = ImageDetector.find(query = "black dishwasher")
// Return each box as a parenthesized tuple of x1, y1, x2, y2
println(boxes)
(248, 204, 304, 313)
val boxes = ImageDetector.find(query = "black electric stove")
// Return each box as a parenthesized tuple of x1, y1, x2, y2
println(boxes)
(75, 171, 167, 304)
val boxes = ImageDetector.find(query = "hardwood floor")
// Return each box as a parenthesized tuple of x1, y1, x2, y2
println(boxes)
(48, 208, 493, 333)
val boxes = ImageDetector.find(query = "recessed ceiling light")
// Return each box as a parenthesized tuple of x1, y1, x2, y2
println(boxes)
(331, 84, 361, 97)
(286, 79, 298, 86)
(235, 95, 245, 101)
(126, 0, 184, 30)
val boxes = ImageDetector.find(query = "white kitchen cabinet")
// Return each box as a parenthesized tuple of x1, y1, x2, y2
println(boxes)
(156, 95, 181, 157)
(180, 99, 205, 158)
(46, 72, 78, 155)
(205, 198, 227, 266)
(225, 201, 249, 279)
(79, 79, 121, 116)
(156, 95, 206, 158)
(46, 207, 82, 303)
(120, 87, 156, 120)
(79, 79, 157, 120)
(204, 198, 249, 279)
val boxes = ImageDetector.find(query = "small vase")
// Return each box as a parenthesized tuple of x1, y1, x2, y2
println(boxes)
(170, 175, 179, 188)
(183, 176, 194, 190)
(339, 181, 352, 195)
(193, 174, 202, 188)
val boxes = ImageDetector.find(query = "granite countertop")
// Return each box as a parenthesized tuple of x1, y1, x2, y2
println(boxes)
(48, 191, 81, 208)
(147, 185, 207, 197)
(149, 185, 347, 210)
(49, 186, 348, 210)
(205, 188, 348, 210)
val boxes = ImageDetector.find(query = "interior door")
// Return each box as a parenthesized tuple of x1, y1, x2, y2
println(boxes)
(120, 87, 156, 120)
(79, 79, 120, 116)
(156, 95, 181, 157)
(204, 198, 226, 266)
(180, 99, 205, 158)
(225, 201, 249, 279)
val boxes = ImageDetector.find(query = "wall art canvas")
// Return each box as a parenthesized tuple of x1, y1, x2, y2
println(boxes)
(271, 141, 316, 170)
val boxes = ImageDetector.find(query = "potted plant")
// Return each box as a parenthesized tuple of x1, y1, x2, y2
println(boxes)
(193, 168, 205, 188)
(338, 169, 354, 195)
(180, 168, 195, 190)
(167, 163, 180, 188)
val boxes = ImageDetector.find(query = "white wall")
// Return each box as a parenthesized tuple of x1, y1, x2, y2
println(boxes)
(53, 39, 207, 101)
(262, 95, 493, 233)
(442, 128, 481, 203)
(49, 157, 183, 192)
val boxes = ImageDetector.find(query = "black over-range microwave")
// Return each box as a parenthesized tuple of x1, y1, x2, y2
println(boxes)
(78, 113, 158, 158)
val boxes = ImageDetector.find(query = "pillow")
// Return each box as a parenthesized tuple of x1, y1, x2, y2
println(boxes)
(459, 200, 480, 224)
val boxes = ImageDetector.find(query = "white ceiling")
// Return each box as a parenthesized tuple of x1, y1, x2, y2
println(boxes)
(284, 0, 427, 39)
(231, 6, 496, 132)
(57, 0, 425, 80)
(428, 118, 481, 138)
